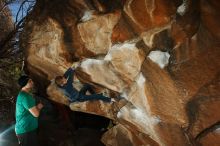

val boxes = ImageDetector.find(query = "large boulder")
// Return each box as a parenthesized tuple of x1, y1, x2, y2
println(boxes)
(21, 0, 220, 145)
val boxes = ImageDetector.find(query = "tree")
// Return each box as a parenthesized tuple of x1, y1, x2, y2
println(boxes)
(0, 0, 35, 122)
(0, 0, 35, 61)
(0, 0, 36, 94)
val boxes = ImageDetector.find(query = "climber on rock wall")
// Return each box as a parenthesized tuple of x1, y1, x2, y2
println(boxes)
(55, 65, 112, 103)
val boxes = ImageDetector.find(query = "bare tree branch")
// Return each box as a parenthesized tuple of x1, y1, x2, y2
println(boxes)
(0, 0, 35, 67)
(0, 14, 26, 58)
(0, 3, 8, 13)
(15, 0, 27, 25)
(0, 0, 16, 13)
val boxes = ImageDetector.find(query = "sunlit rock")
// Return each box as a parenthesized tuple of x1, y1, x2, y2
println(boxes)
(80, 59, 127, 92)
(105, 42, 145, 81)
(124, 0, 177, 33)
(177, 0, 188, 16)
(69, 100, 115, 119)
(21, 18, 72, 80)
(117, 104, 162, 145)
(118, 72, 187, 145)
(102, 124, 159, 146)
(79, 41, 145, 92)
(77, 11, 120, 55)
(187, 75, 220, 138)
(171, 0, 200, 46)
(21, 0, 220, 145)
(141, 24, 171, 49)
(199, 131, 220, 146)
(148, 51, 170, 69)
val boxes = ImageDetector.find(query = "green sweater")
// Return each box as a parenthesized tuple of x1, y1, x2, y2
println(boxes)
(15, 91, 38, 134)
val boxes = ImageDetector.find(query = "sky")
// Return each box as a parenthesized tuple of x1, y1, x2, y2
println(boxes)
(8, 1, 20, 21)
(8, 0, 35, 22)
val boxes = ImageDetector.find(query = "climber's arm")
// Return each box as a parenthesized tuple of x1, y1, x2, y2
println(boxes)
(63, 68, 74, 86)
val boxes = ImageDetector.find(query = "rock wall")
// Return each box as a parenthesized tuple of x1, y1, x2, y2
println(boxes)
(21, 0, 220, 145)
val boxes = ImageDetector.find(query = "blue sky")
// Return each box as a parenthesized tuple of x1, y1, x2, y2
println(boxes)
(8, 1, 21, 22)
(8, 1, 35, 22)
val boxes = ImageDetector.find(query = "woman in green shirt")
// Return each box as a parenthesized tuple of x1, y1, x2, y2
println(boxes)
(15, 75, 43, 146)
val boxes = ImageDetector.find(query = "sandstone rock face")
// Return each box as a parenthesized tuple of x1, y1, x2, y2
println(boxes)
(102, 124, 159, 146)
(21, 0, 220, 145)
(78, 11, 120, 55)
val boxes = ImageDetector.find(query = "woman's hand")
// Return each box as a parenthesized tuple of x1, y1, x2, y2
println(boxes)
(37, 103, 44, 110)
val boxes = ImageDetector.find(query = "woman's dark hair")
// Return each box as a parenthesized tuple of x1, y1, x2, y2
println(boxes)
(18, 75, 30, 87)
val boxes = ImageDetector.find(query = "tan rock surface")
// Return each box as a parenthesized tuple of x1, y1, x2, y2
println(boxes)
(199, 129, 220, 146)
(21, 0, 220, 145)
(77, 11, 120, 55)
(102, 124, 159, 146)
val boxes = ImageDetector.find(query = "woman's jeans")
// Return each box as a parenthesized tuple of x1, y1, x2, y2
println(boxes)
(77, 84, 111, 102)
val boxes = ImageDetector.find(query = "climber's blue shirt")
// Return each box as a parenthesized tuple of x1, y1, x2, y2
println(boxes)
(60, 68, 79, 102)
